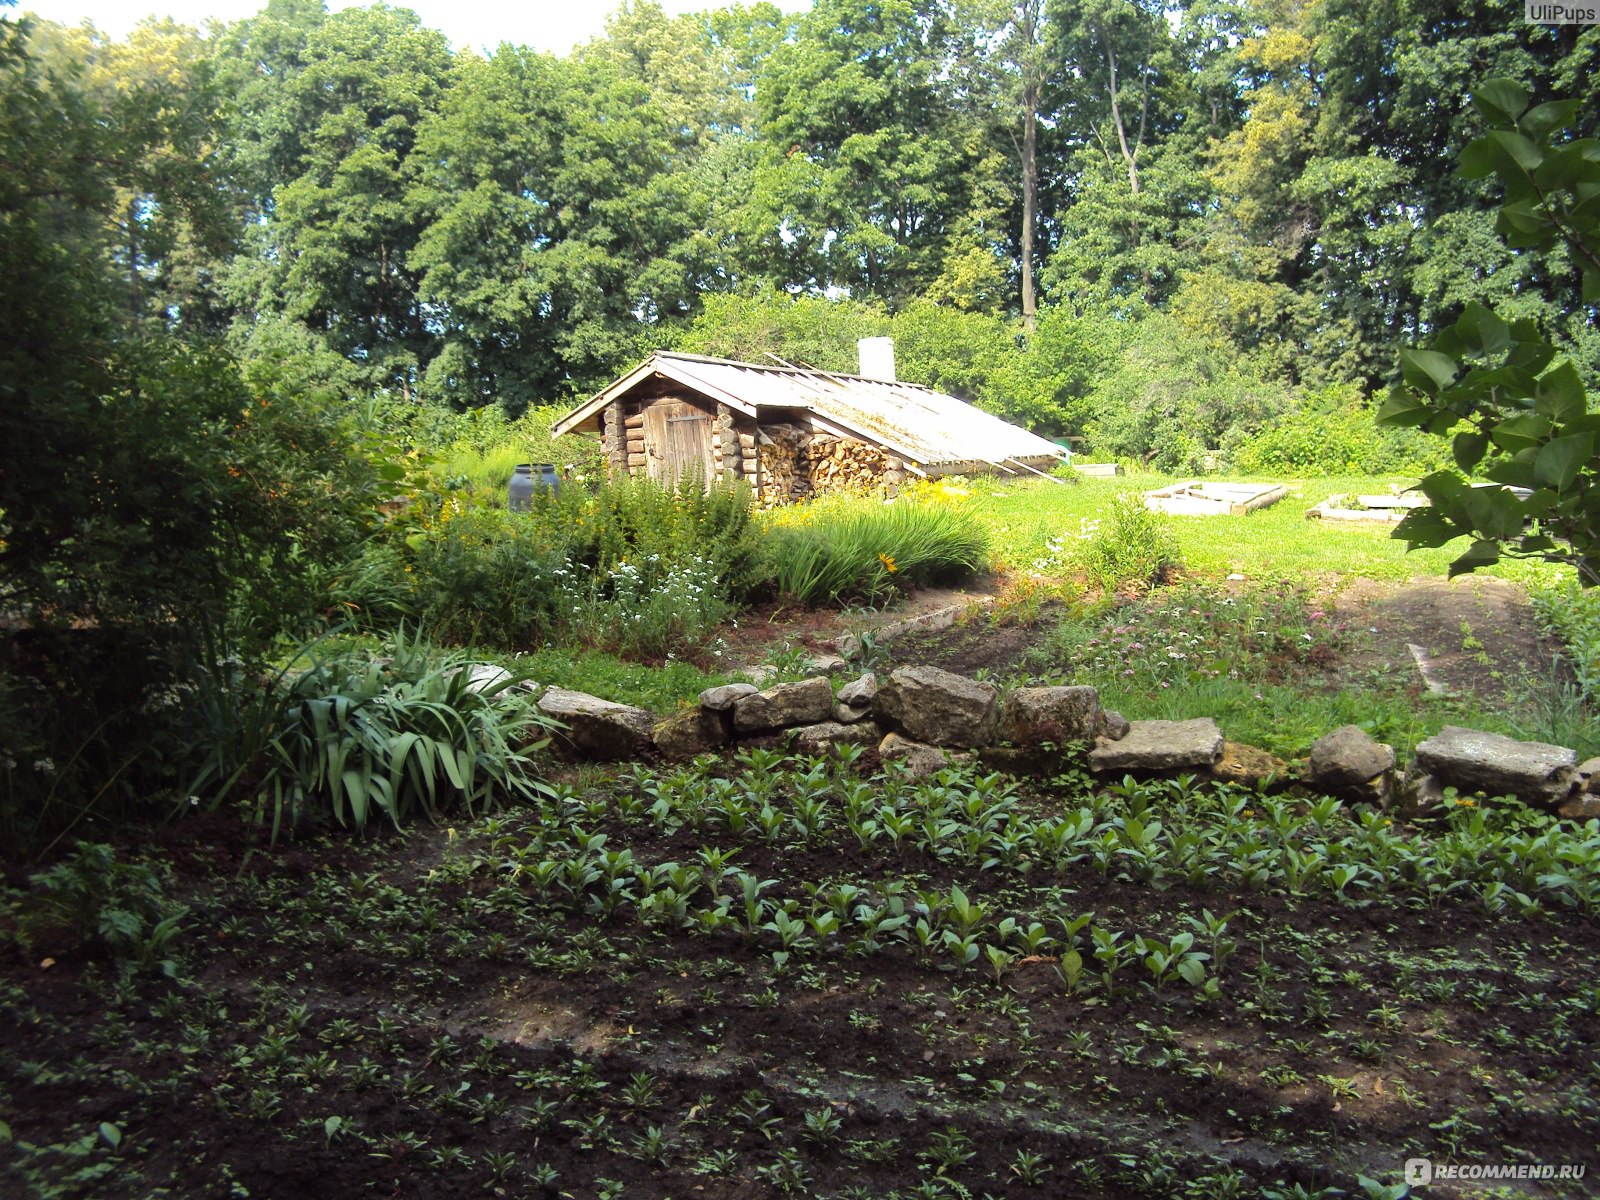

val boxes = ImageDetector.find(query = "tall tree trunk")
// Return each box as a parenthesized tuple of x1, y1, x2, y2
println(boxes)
(1102, 34, 1140, 196)
(1022, 89, 1037, 331)
(1017, 0, 1041, 332)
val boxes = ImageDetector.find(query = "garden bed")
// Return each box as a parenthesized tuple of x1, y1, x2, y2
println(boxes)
(4, 763, 1598, 1199)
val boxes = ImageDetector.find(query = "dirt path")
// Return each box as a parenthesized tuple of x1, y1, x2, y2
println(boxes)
(865, 573, 1568, 708)
(1327, 575, 1567, 704)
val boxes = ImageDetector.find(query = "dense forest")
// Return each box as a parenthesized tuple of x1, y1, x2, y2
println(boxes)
(5, 0, 1597, 439)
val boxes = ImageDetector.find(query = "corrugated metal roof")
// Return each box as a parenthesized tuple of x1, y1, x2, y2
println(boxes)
(554, 351, 1067, 472)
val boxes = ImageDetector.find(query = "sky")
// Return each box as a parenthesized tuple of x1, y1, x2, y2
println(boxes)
(15, 0, 807, 56)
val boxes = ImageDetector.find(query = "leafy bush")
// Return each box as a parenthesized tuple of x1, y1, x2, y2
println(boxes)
(765, 496, 990, 604)
(188, 631, 556, 839)
(1080, 314, 1291, 471)
(14, 842, 187, 977)
(550, 475, 768, 601)
(404, 506, 568, 647)
(1228, 386, 1445, 476)
(342, 475, 765, 657)
(1077, 493, 1182, 595)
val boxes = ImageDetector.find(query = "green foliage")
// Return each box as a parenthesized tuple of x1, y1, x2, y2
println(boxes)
(1076, 493, 1181, 595)
(765, 497, 990, 605)
(19, 842, 187, 977)
(1229, 385, 1445, 476)
(402, 507, 567, 648)
(1378, 79, 1600, 586)
(1081, 315, 1292, 470)
(187, 631, 556, 839)
(1529, 577, 1600, 707)
(344, 476, 763, 658)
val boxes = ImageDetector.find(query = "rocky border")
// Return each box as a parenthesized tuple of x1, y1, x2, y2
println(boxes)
(514, 662, 1599, 820)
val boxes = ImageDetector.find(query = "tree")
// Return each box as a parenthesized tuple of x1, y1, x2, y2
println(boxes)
(756, 0, 998, 305)
(218, 3, 455, 399)
(1378, 80, 1599, 586)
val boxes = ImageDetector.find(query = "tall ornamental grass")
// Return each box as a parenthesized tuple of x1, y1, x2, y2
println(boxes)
(338, 476, 763, 658)
(766, 497, 990, 604)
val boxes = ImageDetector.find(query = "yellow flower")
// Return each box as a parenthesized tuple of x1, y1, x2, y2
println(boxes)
(878, 552, 898, 573)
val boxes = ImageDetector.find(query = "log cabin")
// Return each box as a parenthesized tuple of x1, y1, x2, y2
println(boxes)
(551, 340, 1067, 506)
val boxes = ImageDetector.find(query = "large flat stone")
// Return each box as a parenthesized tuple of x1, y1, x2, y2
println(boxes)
(1086, 718, 1223, 773)
(698, 683, 758, 712)
(732, 676, 834, 733)
(1414, 726, 1578, 806)
(790, 721, 881, 754)
(874, 665, 998, 749)
(537, 687, 654, 759)
(879, 732, 955, 779)
(836, 672, 880, 709)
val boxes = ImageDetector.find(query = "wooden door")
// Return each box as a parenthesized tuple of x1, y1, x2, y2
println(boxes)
(643, 401, 715, 487)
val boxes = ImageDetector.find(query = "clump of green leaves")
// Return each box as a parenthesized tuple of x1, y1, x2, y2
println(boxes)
(15, 842, 187, 977)
(189, 630, 556, 838)
(1077, 492, 1181, 595)
(765, 497, 990, 605)
(1378, 78, 1599, 586)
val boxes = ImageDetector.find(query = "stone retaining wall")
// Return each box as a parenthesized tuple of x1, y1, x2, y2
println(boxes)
(510, 662, 1600, 819)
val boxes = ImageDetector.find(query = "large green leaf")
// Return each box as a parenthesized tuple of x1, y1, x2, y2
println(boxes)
(1376, 387, 1434, 428)
(1449, 539, 1503, 579)
(1452, 431, 1488, 472)
(1456, 485, 1524, 541)
(1534, 433, 1594, 491)
(1473, 78, 1530, 126)
(1490, 412, 1553, 453)
(1487, 130, 1543, 173)
(1399, 348, 1459, 394)
(1535, 362, 1587, 423)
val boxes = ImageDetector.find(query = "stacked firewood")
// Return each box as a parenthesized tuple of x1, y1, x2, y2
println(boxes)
(804, 434, 894, 493)
(757, 424, 809, 506)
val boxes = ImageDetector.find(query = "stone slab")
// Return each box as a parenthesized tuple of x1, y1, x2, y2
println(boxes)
(1086, 718, 1223, 773)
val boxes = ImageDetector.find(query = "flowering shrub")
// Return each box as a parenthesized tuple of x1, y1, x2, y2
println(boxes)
(554, 553, 735, 659)
(1076, 493, 1181, 595)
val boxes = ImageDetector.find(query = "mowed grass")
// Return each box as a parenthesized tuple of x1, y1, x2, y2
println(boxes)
(966, 473, 1482, 581)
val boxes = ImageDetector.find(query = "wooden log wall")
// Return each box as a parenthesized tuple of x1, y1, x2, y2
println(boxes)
(715, 404, 739, 483)
(624, 410, 646, 474)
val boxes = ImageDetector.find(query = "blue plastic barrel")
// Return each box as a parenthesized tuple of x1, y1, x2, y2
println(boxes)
(508, 463, 559, 511)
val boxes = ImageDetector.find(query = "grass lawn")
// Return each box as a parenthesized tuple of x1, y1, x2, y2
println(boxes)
(963, 473, 1530, 583)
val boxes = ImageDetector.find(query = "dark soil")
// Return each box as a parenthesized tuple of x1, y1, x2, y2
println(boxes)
(1332, 575, 1571, 704)
(4, 768, 1598, 1200)
(3, 574, 1594, 1199)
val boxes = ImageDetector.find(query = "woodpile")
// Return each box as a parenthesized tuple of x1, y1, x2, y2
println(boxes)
(804, 434, 895, 494)
(600, 400, 902, 502)
(758, 424, 808, 507)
